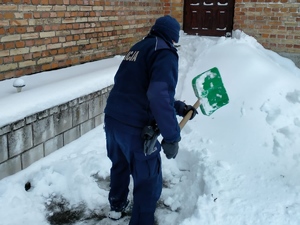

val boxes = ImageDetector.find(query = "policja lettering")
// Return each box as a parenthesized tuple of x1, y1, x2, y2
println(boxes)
(124, 51, 139, 62)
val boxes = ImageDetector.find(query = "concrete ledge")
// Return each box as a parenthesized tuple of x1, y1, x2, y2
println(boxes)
(278, 52, 300, 68)
(0, 86, 112, 180)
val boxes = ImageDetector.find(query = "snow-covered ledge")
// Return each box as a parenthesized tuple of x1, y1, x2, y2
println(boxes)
(0, 57, 122, 180)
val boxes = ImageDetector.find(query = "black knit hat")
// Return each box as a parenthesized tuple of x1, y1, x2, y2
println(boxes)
(151, 15, 180, 43)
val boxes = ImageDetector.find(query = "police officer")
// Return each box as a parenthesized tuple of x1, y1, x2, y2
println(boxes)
(104, 15, 197, 225)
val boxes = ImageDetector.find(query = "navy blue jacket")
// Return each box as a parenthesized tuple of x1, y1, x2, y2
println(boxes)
(105, 33, 183, 143)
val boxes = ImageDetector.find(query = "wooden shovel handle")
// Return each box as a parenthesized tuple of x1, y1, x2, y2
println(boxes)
(179, 99, 200, 130)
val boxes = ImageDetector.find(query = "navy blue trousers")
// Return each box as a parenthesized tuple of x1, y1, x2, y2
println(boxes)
(104, 116, 162, 225)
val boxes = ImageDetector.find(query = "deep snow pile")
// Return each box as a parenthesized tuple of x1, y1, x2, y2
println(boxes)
(0, 31, 300, 225)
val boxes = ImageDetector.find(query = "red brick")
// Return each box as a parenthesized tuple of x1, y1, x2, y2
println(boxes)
(5, 42, 15, 49)
(35, 25, 43, 32)
(25, 40, 35, 47)
(33, 12, 41, 18)
(4, 12, 15, 19)
(42, 63, 51, 70)
(4, 56, 13, 63)
(40, 0, 49, 5)
(24, 13, 32, 19)
(33, 51, 42, 58)
(41, 12, 50, 18)
(0, 27, 5, 35)
(14, 55, 23, 62)
(3, 71, 16, 79)
(6, 27, 15, 34)
(16, 27, 27, 34)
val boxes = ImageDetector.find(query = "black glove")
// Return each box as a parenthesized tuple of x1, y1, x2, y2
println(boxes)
(183, 105, 198, 120)
(161, 139, 179, 159)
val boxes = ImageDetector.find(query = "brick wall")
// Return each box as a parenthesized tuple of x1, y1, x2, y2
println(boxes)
(0, 0, 173, 81)
(163, 0, 184, 23)
(234, 0, 300, 53)
(1, 0, 299, 82)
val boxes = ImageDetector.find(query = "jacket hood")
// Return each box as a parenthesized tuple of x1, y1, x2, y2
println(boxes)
(150, 15, 180, 44)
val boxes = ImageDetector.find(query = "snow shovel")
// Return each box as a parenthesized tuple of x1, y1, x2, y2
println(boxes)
(179, 67, 229, 129)
(143, 67, 228, 155)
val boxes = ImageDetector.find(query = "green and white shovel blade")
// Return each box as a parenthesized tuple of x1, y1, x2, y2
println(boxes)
(192, 67, 229, 116)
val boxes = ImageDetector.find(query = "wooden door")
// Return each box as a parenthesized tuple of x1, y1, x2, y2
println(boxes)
(183, 0, 235, 37)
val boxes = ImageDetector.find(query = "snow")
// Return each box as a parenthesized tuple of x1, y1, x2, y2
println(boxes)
(0, 57, 123, 127)
(1, 30, 300, 225)
(12, 78, 26, 87)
